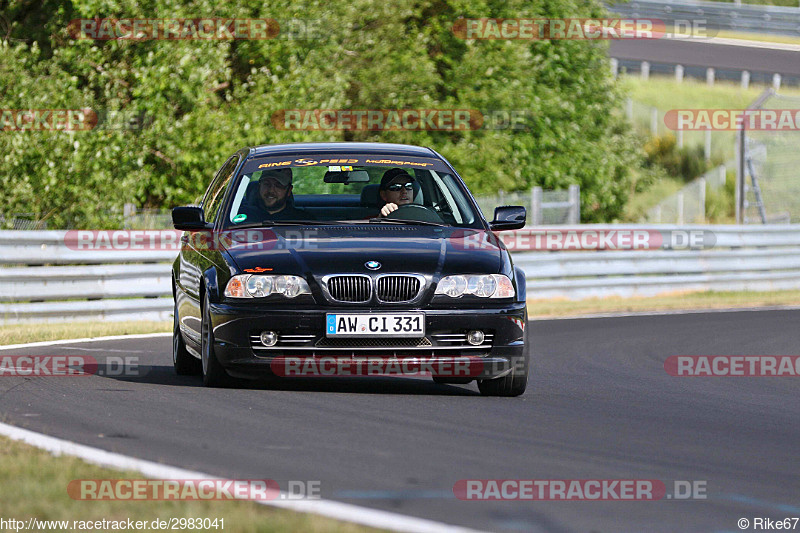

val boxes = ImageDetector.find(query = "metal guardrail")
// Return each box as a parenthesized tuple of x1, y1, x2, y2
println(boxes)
(1, 225, 799, 323)
(0, 230, 175, 324)
(515, 224, 800, 299)
(608, 0, 800, 35)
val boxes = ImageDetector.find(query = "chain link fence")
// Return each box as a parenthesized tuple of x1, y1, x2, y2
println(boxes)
(122, 204, 173, 229)
(643, 165, 728, 223)
(474, 186, 580, 225)
(0, 214, 48, 230)
(739, 91, 800, 223)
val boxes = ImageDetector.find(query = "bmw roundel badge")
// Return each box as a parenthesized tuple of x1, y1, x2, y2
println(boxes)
(365, 261, 381, 270)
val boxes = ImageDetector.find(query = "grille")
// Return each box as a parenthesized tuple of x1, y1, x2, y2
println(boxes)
(316, 337, 431, 348)
(327, 275, 371, 303)
(250, 331, 493, 358)
(376, 275, 422, 302)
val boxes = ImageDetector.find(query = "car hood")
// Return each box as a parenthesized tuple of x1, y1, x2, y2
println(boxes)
(221, 225, 508, 278)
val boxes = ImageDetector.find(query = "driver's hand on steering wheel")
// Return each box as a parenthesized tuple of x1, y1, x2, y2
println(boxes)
(380, 203, 399, 217)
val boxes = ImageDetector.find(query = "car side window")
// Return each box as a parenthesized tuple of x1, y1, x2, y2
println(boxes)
(203, 155, 240, 224)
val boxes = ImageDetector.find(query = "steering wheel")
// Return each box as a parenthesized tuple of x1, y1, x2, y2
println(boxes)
(388, 204, 445, 224)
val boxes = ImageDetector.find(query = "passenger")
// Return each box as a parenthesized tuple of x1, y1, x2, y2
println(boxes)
(378, 168, 416, 217)
(239, 168, 313, 221)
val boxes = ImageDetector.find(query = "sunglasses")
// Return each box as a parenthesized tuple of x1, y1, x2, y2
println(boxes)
(386, 182, 414, 192)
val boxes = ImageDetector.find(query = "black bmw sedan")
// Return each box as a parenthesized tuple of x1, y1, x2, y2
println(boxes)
(171, 142, 529, 396)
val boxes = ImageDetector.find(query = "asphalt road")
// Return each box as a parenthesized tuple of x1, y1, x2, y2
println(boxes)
(1, 309, 799, 532)
(609, 39, 800, 76)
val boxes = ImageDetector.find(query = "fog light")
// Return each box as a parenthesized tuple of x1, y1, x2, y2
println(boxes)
(260, 331, 278, 347)
(466, 330, 485, 346)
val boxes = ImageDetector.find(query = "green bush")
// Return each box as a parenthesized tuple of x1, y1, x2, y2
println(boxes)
(1, 0, 640, 227)
(643, 134, 712, 183)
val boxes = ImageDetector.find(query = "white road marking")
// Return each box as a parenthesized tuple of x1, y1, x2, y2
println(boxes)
(0, 333, 485, 533)
(0, 332, 171, 352)
(0, 422, 483, 533)
(531, 305, 800, 321)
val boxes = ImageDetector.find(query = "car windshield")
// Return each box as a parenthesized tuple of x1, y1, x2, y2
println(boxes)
(223, 154, 484, 229)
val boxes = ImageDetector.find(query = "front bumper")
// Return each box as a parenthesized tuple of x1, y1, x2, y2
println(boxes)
(209, 302, 527, 380)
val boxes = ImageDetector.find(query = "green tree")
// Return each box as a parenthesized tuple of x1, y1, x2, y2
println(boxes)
(1, 0, 638, 227)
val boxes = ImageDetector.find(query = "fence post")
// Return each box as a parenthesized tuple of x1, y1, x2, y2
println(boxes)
(704, 130, 712, 162)
(123, 203, 136, 228)
(677, 192, 685, 225)
(641, 61, 650, 80)
(698, 177, 706, 222)
(773, 73, 782, 91)
(736, 130, 744, 223)
(677, 129, 684, 148)
(610, 58, 619, 78)
(741, 70, 750, 90)
(531, 186, 543, 225)
(675, 64, 684, 83)
(650, 107, 658, 136)
(568, 184, 580, 224)
(719, 165, 727, 188)
(706, 67, 715, 86)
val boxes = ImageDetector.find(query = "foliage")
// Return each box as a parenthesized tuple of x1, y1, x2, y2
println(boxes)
(643, 134, 712, 183)
(1, 0, 638, 227)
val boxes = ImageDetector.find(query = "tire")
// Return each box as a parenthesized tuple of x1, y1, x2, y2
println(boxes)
(173, 299, 200, 375)
(478, 315, 529, 397)
(201, 292, 233, 387)
(477, 354, 528, 397)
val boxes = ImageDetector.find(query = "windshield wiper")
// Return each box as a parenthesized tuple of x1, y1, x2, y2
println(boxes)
(368, 217, 448, 227)
(229, 220, 346, 229)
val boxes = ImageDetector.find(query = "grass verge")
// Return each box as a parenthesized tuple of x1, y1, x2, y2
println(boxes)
(0, 321, 172, 346)
(713, 30, 800, 46)
(0, 435, 380, 533)
(528, 290, 800, 317)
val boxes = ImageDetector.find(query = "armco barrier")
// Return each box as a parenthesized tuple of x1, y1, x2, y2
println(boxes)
(515, 224, 800, 300)
(0, 230, 176, 324)
(0, 225, 799, 323)
(608, 0, 800, 36)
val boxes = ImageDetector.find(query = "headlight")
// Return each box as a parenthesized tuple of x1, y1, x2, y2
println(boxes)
(435, 274, 514, 298)
(224, 274, 311, 298)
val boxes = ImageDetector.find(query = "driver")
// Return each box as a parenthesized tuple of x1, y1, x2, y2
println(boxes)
(378, 168, 416, 217)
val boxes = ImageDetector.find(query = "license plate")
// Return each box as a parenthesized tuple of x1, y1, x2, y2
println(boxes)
(326, 313, 425, 337)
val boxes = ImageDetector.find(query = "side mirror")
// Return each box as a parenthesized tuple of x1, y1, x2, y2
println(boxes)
(172, 206, 207, 231)
(489, 205, 526, 231)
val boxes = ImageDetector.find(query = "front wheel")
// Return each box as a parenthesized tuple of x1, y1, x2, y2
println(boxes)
(173, 299, 200, 375)
(478, 316, 529, 397)
(477, 360, 527, 397)
(201, 292, 234, 387)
